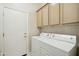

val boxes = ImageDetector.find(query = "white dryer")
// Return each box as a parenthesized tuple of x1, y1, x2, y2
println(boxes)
(31, 33, 77, 56)
(31, 33, 51, 56)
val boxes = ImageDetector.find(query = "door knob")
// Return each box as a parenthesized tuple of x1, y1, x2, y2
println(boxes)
(24, 36, 27, 38)
(24, 33, 26, 34)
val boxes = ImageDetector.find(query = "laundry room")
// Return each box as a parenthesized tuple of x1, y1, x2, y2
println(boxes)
(0, 2, 79, 56)
(31, 3, 79, 56)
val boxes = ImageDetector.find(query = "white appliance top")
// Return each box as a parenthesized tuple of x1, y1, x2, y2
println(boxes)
(40, 32, 51, 38)
(40, 32, 76, 44)
(52, 34, 76, 44)
(32, 33, 76, 53)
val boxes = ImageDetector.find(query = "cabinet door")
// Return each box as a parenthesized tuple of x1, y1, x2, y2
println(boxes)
(62, 3, 79, 24)
(42, 4, 49, 26)
(37, 10, 42, 27)
(49, 3, 60, 25)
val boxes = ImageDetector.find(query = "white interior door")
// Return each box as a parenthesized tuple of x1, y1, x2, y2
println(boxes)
(4, 8, 28, 56)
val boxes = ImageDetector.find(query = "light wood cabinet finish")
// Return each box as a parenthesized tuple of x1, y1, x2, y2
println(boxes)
(42, 4, 49, 26)
(37, 10, 42, 27)
(37, 3, 79, 27)
(61, 3, 79, 24)
(49, 3, 60, 25)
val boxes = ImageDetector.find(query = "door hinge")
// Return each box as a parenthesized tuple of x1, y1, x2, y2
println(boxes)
(3, 33, 5, 37)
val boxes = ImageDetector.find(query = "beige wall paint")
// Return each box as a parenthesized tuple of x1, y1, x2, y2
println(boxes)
(41, 24, 79, 42)
(40, 23, 79, 55)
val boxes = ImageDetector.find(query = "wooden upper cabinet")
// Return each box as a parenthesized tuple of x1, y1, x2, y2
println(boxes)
(42, 4, 49, 26)
(49, 3, 60, 25)
(37, 10, 42, 27)
(61, 3, 79, 24)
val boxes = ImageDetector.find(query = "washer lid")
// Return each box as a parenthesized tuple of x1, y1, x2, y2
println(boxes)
(39, 38, 75, 53)
(32, 36, 49, 40)
(32, 34, 76, 53)
(51, 34, 76, 44)
(40, 32, 51, 38)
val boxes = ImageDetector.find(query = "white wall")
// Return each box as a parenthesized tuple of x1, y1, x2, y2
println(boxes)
(3, 3, 42, 12)
(0, 4, 4, 55)
(2, 3, 41, 34)
(0, 3, 42, 55)
(28, 12, 39, 34)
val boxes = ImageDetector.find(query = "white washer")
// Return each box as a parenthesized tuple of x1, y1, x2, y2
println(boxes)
(31, 33, 77, 56)
(51, 34, 77, 56)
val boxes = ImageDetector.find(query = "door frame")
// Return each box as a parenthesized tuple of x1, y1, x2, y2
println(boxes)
(2, 7, 29, 56)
